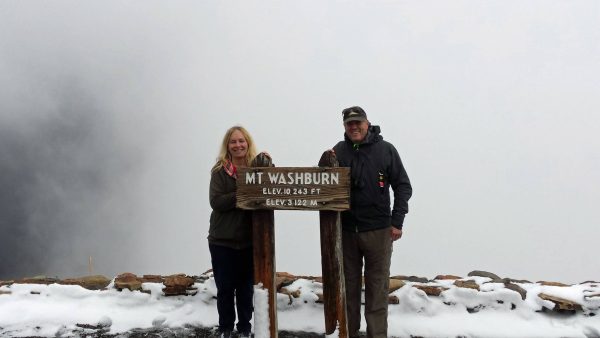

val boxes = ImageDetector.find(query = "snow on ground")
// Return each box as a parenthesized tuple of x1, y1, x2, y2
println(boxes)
(1, 273, 599, 338)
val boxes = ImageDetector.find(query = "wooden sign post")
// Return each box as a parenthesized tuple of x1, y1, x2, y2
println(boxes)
(318, 151, 348, 337)
(237, 151, 349, 338)
(248, 153, 277, 338)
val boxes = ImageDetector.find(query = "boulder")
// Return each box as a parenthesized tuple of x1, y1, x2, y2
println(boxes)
(0, 280, 14, 287)
(391, 275, 429, 283)
(389, 295, 400, 304)
(114, 273, 142, 291)
(18, 276, 60, 285)
(163, 274, 194, 288)
(292, 275, 322, 283)
(389, 279, 405, 293)
(538, 281, 571, 287)
(413, 285, 448, 296)
(315, 292, 324, 303)
(504, 283, 527, 300)
(538, 293, 582, 312)
(0, 290, 11, 296)
(279, 287, 301, 298)
(163, 274, 196, 296)
(502, 278, 531, 284)
(435, 275, 462, 280)
(195, 275, 210, 283)
(276, 272, 297, 279)
(275, 272, 297, 291)
(454, 280, 480, 291)
(468, 270, 501, 281)
(60, 275, 111, 290)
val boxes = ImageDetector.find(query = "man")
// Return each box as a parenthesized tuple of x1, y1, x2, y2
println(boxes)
(333, 106, 412, 338)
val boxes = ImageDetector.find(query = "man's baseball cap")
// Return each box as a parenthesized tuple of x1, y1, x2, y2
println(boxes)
(342, 106, 368, 123)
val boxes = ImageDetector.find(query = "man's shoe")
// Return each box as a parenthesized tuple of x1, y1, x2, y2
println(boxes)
(238, 332, 251, 338)
(218, 330, 232, 338)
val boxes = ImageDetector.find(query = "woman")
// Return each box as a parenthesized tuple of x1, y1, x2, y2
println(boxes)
(208, 126, 260, 338)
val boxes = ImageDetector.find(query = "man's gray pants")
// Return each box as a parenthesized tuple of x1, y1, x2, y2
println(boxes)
(342, 227, 393, 338)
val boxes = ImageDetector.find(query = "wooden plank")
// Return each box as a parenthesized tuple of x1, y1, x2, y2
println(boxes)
(250, 153, 278, 338)
(236, 167, 350, 211)
(253, 210, 277, 338)
(318, 151, 348, 337)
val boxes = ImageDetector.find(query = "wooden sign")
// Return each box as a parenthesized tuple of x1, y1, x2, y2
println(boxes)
(236, 167, 350, 211)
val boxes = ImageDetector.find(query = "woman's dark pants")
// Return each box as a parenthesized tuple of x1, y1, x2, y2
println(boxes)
(209, 244, 254, 334)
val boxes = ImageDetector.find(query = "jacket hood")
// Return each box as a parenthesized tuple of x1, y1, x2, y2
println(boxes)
(344, 124, 382, 145)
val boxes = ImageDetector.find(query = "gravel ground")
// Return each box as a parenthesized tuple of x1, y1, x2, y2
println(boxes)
(20, 326, 328, 338)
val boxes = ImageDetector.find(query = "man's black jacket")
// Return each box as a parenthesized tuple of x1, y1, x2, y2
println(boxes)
(333, 125, 412, 232)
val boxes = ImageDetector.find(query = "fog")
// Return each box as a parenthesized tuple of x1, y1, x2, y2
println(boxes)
(1, 1, 599, 283)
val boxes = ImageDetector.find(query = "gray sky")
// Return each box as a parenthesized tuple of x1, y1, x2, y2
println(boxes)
(1, 1, 599, 283)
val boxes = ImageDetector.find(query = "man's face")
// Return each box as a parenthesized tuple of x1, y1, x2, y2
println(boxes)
(344, 120, 369, 143)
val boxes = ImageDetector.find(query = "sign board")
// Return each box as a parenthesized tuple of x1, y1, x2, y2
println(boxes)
(236, 167, 350, 211)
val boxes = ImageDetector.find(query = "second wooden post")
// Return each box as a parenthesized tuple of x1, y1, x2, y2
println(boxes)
(318, 150, 348, 337)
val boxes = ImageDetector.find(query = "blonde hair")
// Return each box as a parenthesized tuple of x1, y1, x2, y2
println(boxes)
(212, 126, 258, 172)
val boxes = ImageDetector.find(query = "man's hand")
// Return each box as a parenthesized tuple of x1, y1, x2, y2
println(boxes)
(391, 227, 403, 241)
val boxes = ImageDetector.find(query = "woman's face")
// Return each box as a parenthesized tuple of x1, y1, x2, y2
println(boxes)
(228, 129, 248, 160)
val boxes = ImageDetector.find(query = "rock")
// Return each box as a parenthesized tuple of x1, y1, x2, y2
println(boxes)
(315, 292, 324, 303)
(195, 275, 210, 283)
(504, 283, 527, 300)
(468, 270, 501, 281)
(538, 281, 571, 287)
(434, 275, 462, 280)
(295, 275, 322, 282)
(502, 278, 532, 284)
(114, 273, 142, 291)
(311, 276, 324, 284)
(584, 293, 600, 300)
(76, 323, 107, 330)
(0, 280, 14, 287)
(276, 272, 297, 279)
(389, 295, 400, 304)
(163, 274, 196, 296)
(580, 281, 600, 285)
(163, 286, 198, 296)
(142, 275, 164, 283)
(19, 276, 60, 285)
(0, 290, 12, 295)
(391, 275, 429, 283)
(163, 274, 194, 288)
(60, 275, 111, 290)
(280, 287, 301, 298)
(539, 293, 582, 312)
(413, 285, 448, 296)
(389, 279, 405, 293)
(454, 280, 480, 291)
(275, 272, 297, 291)
(467, 305, 483, 313)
